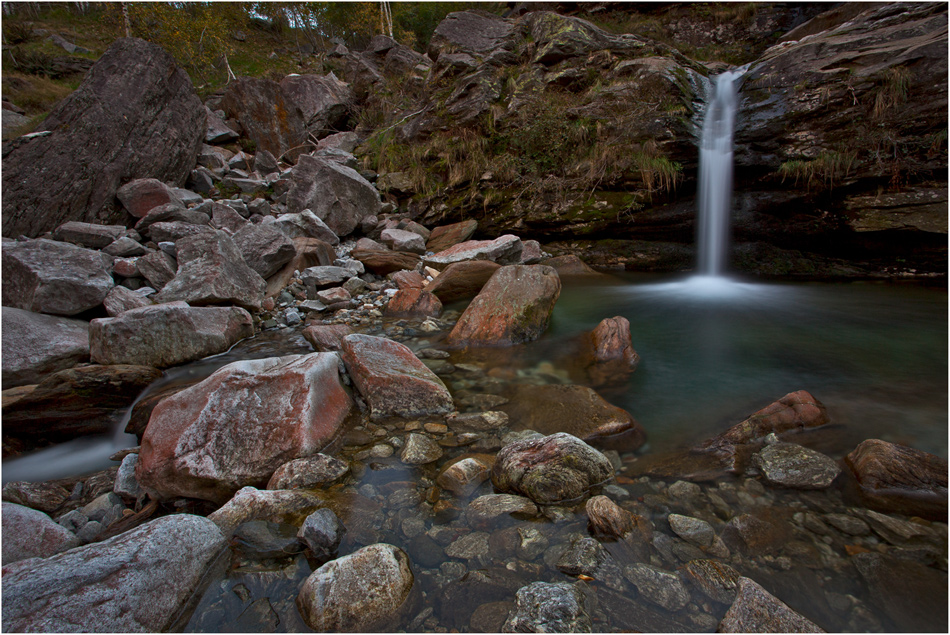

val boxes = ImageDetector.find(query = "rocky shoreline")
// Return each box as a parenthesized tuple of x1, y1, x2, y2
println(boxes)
(2, 7, 948, 634)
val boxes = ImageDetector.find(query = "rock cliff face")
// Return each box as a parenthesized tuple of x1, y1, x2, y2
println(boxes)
(334, 3, 946, 277)
(1, 38, 205, 238)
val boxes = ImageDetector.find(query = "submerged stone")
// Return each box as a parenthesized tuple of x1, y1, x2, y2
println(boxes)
(751, 441, 841, 489)
(502, 581, 592, 633)
(718, 577, 825, 632)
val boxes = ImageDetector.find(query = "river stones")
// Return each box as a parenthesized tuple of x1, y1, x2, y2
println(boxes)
(340, 334, 454, 420)
(467, 494, 539, 528)
(89, 302, 253, 368)
(492, 432, 614, 505)
(1, 307, 89, 388)
(501, 383, 646, 451)
(751, 441, 841, 489)
(2, 238, 114, 316)
(296, 543, 416, 632)
(844, 438, 948, 518)
(400, 432, 444, 465)
(447, 264, 562, 347)
(0, 481, 72, 515)
(586, 495, 638, 539)
(683, 559, 742, 604)
(502, 581, 592, 633)
(1, 502, 80, 565)
(588, 316, 640, 366)
(137, 353, 352, 504)
(1, 514, 226, 633)
(718, 577, 826, 633)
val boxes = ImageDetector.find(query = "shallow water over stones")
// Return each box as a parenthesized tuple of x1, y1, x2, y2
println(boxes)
(6, 275, 947, 632)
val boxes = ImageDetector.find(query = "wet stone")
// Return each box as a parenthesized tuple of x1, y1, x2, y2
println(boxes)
(719, 577, 825, 633)
(232, 520, 304, 561)
(503, 581, 592, 633)
(445, 531, 490, 562)
(400, 433, 444, 465)
(623, 563, 690, 612)
(751, 442, 841, 489)
(467, 494, 539, 528)
(668, 480, 702, 500)
(297, 508, 345, 562)
(517, 525, 549, 561)
(668, 513, 716, 547)
(683, 559, 742, 604)
(436, 457, 492, 497)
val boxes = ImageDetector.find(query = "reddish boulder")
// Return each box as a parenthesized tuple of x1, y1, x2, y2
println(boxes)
(116, 178, 184, 219)
(700, 390, 829, 454)
(391, 270, 426, 290)
(136, 353, 353, 504)
(219, 77, 307, 161)
(424, 260, 500, 304)
(447, 265, 561, 347)
(845, 439, 948, 519)
(588, 316, 639, 368)
(2, 308, 89, 388)
(302, 324, 353, 352)
(384, 288, 442, 319)
(340, 334, 454, 420)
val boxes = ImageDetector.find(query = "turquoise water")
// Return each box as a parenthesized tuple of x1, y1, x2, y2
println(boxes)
(545, 274, 948, 458)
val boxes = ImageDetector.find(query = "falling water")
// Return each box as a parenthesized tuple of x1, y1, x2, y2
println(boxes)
(697, 68, 746, 277)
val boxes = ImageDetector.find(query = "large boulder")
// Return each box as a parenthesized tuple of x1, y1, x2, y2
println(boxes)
(844, 438, 948, 518)
(279, 73, 355, 138)
(296, 543, 417, 632)
(2, 239, 114, 316)
(137, 353, 352, 504)
(264, 210, 340, 245)
(1, 514, 226, 632)
(2, 365, 162, 442)
(340, 334, 454, 420)
(424, 235, 523, 270)
(116, 178, 185, 219)
(1, 38, 205, 238)
(219, 77, 307, 161)
(427, 11, 520, 63)
(89, 302, 253, 368)
(286, 154, 382, 237)
(154, 231, 266, 311)
(351, 248, 421, 275)
(424, 260, 501, 303)
(426, 219, 479, 253)
(501, 384, 646, 452)
(1, 503, 80, 565)
(50, 221, 127, 249)
(492, 432, 614, 505)
(1, 308, 89, 387)
(231, 223, 297, 279)
(447, 265, 561, 347)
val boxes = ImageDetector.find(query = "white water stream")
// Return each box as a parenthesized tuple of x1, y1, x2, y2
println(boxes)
(696, 67, 746, 278)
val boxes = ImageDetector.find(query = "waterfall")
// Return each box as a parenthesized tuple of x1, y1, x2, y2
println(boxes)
(697, 68, 745, 277)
